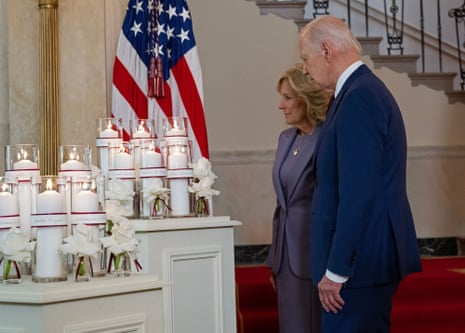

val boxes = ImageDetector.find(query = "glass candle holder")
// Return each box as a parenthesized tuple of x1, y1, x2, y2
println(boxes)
(4, 144, 40, 173)
(96, 118, 123, 177)
(130, 118, 156, 139)
(34, 176, 66, 214)
(109, 142, 134, 170)
(163, 117, 188, 137)
(71, 176, 103, 213)
(31, 175, 67, 282)
(59, 145, 92, 176)
(97, 117, 122, 139)
(4, 145, 40, 238)
(140, 140, 163, 169)
(108, 251, 142, 277)
(162, 137, 192, 170)
(0, 177, 18, 218)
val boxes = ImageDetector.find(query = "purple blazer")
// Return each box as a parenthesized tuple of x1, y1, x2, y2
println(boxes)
(266, 126, 320, 279)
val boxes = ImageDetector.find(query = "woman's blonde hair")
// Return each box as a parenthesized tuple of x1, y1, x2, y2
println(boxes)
(277, 64, 330, 124)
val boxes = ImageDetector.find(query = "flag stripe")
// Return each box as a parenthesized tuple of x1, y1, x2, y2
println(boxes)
(113, 57, 148, 120)
(172, 57, 208, 157)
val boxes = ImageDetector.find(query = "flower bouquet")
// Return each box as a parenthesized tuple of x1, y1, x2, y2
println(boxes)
(60, 224, 102, 281)
(188, 157, 220, 217)
(106, 178, 136, 218)
(0, 227, 34, 283)
(100, 218, 142, 277)
(141, 178, 170, 218)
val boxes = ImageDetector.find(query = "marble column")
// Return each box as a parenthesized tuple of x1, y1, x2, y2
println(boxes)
(39, 0, 60, 175)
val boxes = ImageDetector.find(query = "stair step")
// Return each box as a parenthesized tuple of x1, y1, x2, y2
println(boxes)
(255, 1, 306, 20)
(236, 283, 277, 309)
(371, 54, 420, 73)
(295, 18, 310, 31)
(239, 308, 279, 333)
(393, 270, 465, 303)
(392, 301, 465, 329)
(408, 72, 457, 91)
(358, 36, 382, 56)
(445, 90, 465, 104)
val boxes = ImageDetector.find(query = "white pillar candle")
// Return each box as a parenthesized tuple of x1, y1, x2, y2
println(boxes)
(37, 190, 64, 214)
(141, 150, 162, 168)
(133, 129, 151, 139)
(113, 152, 133, 169)
(168, 151, 187, 169)
(99, 148, 109, 176)
(100, 128, 119, 138)
(34, 226, 65, 278)
(0, 192, 18, 216)
(13, 159, 38, 170)
(170, 178, 190, 216)
(141, 178, 151, 217)
(18, 181, 32, 237)
(73, 190, 99, 212)
(60, 159, 86, 171)
(166, 128, 185, 136)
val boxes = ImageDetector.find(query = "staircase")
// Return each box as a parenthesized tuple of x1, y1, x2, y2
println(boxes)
(251, 0, 465, 105)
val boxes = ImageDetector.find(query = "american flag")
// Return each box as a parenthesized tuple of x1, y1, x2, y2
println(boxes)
(112, 0, 209, 161)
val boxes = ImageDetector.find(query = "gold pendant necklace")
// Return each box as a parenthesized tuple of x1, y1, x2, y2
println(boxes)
(293, 127, 315, 156)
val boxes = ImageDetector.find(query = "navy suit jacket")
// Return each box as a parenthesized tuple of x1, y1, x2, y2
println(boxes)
(311, 65, 422, 288)
(267, 126, 320, 279)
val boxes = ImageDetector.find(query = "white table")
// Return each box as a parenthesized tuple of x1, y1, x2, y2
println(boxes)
(133, 215, 241, 333)
(0, 274, 167, 332)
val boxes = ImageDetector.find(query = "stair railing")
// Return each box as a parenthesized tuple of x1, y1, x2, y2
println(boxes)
(383, 0, 404, 55)
(328, 0, 464, 90)
(255, 0, 464, 91)
(448, 1, 465, 89)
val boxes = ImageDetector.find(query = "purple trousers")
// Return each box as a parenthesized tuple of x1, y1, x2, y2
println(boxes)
(275, 242, 321, 333)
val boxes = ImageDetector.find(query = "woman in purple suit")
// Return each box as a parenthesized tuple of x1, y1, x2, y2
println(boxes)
(266, 64, 331, 333)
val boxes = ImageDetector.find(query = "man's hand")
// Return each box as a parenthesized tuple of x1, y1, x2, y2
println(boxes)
(318, 275, 345, 313)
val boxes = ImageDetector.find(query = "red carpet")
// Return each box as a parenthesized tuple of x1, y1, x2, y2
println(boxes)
(235, 257, 465, 333)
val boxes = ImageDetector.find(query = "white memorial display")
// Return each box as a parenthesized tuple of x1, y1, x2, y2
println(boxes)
(0, 116, 236, 333)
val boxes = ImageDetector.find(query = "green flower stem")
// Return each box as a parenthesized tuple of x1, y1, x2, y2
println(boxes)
(198, 198, 204, 214)
(114, 253, 122, 270)
(3, 259, 12, 280)
(78, 257, 85, 276)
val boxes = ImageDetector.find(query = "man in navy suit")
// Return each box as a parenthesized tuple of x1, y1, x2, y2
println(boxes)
(298, 15, 422, 332)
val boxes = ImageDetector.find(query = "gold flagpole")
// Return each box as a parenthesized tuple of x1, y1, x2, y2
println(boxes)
(39, 0, 60, 175)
